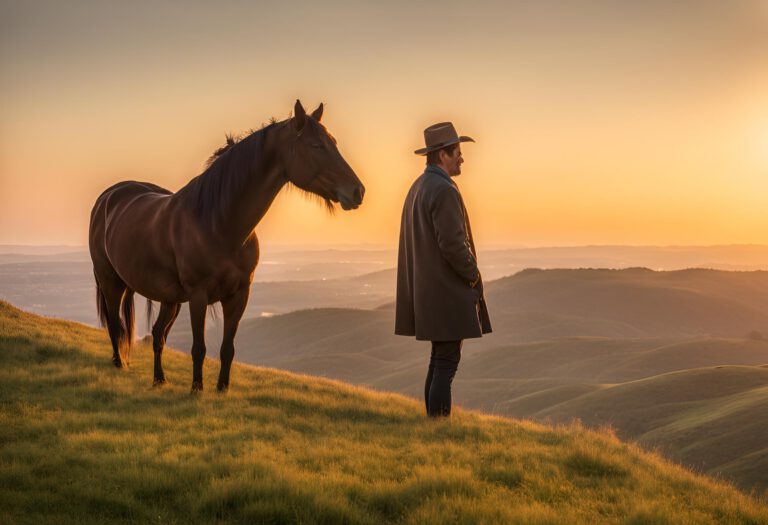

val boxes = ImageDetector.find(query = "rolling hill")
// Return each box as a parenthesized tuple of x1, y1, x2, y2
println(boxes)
(534, 365, 768, 493)
(1, 299, 766, 524)
(370, 268, 768, 342)
(485, 268, 768, 339)
(168, 267, 768, 355)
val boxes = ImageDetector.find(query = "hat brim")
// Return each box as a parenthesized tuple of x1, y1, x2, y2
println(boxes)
(414, 135, 475, 155)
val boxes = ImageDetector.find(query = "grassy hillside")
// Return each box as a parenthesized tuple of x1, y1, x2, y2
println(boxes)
(1, 300, 767, 524)
(164, 305, 768, 492)
(536, 366, 768, 493)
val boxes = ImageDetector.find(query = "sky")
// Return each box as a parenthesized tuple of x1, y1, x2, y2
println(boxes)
(1, 0, 767, 248)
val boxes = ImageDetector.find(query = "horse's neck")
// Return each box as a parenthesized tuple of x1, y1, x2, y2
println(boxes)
(222, 123, 289, 248)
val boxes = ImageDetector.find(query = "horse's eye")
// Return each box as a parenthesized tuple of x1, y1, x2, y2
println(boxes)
(311, 143, 323, 149)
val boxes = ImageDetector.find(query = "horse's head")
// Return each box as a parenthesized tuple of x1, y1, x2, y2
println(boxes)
(283, 100, 365, 211)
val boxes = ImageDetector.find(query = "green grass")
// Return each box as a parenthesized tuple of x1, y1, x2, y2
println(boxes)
(0, 300, 766, 524)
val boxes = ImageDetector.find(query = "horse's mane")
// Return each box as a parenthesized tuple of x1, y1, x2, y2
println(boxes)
(180, 115, 336, 232)
(181, 120, 279, 231)
(204, 117, 279, 168)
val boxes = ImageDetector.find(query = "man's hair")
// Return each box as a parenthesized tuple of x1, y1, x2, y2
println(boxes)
(426, 143, 458, 165)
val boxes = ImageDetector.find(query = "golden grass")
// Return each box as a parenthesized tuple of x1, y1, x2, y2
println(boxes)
(0, 300, 766, 524)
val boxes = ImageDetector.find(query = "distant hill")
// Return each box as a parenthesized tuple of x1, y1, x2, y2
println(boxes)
(0, 263, 397, 327)
(485, 267, 768, 339)
(0, 244, 85, 257)
(8, 252, 768, 339)
(1, 299, 766, 524)
(481, 244, 768, 274)
(535, 365, 768, 493)
(459, 336, 768, 384)
(374, 268, 768, 341)
(171, 268, 768, 354)
(10, 241, 768, 275)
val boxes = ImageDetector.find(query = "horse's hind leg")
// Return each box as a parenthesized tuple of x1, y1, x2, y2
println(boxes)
(151, 302, 181, 385)
(217, 287, 250, 392)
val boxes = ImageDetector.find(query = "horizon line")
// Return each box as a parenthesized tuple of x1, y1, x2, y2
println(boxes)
(4, 242, 768, 253)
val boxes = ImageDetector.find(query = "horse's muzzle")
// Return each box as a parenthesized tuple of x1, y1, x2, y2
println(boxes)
(337, 184, 365, 210)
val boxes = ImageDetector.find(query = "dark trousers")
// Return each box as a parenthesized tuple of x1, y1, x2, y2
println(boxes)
(424, 340, 462, 417)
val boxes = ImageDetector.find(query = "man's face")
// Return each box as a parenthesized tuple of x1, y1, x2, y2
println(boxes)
(441, 146, 464, 176)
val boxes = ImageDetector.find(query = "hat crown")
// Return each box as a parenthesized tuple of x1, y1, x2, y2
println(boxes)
(423, 122, 459, 150)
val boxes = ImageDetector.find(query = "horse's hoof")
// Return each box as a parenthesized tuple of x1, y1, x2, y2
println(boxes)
(216, 382, 229, 393)
(153, 378, 166, 387)
(190, 382, 203, 393)
(112, 358, 124, 369)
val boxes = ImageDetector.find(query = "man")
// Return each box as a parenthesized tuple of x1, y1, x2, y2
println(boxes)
(395, 122, 492, 417)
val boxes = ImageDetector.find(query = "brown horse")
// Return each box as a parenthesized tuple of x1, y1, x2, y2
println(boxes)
(89, 100, 364, 392)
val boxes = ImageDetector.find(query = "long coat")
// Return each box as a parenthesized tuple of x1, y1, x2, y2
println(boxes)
(395, 165, 492, 341)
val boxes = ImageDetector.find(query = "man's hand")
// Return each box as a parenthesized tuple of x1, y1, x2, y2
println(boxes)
(470, 273, 484, 297)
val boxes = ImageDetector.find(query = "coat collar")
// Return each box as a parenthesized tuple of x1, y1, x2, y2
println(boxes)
(424, 164, 455, 185)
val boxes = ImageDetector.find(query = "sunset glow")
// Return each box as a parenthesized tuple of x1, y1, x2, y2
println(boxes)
(2, 1, 767, 248)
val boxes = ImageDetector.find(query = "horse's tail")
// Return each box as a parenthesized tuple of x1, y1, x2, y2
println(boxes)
(95, 272, 109, 328)
(120, 289, 135, 360)
(145, 298, 154, 333)
(208, 303, 220, 321)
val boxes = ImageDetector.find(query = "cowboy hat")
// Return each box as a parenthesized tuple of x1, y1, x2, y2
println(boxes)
(414, 121, 475, 155)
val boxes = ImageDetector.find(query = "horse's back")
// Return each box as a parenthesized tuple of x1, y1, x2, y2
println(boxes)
(93, 180, 171, 211)
(92, 180, 172, 224)
(101, 180, 172, 195)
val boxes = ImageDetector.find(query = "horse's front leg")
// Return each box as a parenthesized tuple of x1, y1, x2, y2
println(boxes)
(189, 293, 208, 392)
(217, 286, 250, 392)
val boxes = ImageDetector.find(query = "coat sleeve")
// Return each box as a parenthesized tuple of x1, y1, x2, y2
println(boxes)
(430, 184, 480, 284)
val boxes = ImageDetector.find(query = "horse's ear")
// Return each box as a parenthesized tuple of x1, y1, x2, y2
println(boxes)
(294, 99, 306, 133)
(310, 103, 324, 122)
